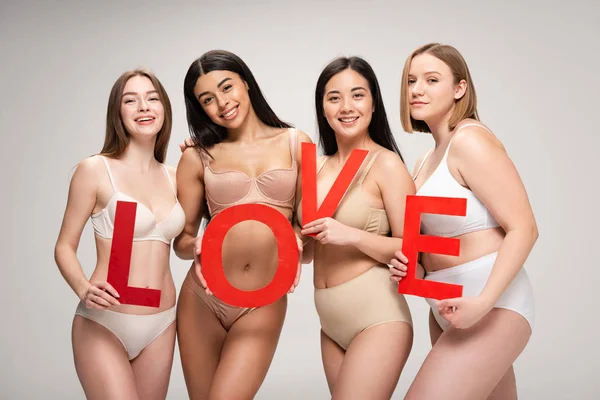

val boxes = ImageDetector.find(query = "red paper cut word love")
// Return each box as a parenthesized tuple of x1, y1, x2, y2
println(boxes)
(106, 145, 469, 308)
(106, 201, 161, 308)
(397, 195, 466, 300)
(200, 204, 299, 308)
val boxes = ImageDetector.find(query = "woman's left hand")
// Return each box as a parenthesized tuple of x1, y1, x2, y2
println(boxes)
(301, 217, 358, 246)
(179, 137, 194, 152)
(436, 296, 494, 329)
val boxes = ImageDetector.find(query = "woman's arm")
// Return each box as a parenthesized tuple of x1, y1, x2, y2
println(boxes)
(54, 157, 120, 307)
(451, 126, 538, 306)
(173, 147, 206, 260)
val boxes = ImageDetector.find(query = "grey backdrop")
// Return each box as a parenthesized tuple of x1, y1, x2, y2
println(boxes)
(1, 0, 598, 398)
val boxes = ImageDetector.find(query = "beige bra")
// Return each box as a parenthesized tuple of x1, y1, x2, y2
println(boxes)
(91, 156, 186, 245)
(201, 128, 298, 218)
(298, 150, 390, 235)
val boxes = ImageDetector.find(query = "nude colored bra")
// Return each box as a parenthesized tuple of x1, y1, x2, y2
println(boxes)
(201, 128, 298, 218)
(91, 156, 186, 245)
(414, 123, 500, 238)
(298, 149, 390, 236)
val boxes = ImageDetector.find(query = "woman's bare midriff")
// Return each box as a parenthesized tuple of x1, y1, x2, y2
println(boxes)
(422, 227, 505, 272)
(314, 244, 382, 289)
(217, 207, 293, 291)
(91, 237, 176, 314)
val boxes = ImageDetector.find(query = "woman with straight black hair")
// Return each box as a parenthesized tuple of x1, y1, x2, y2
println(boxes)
(315, 57, 403, 159)
(299, 56, 415, 399)
(173, 49, 311, 399)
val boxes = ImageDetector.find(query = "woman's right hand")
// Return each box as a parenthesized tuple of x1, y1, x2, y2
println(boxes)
(80, 281, 121, 309)
(194, 234, 212, 296)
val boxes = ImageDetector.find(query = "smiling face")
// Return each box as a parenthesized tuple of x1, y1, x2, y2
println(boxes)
(406, 52, 466, 127)
(193, 70, 251, 130)
(322, 68, 373, 140)
(120, 75, 165, 139)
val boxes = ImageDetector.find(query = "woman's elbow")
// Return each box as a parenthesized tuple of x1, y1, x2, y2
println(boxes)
(511, 220, 538, 244)
(173, 236, 186, 258)
(530, 221, 539, 242)
(54, 241, 72, 269)
(302, 254, 314, 264)
(53, 243, 61, 266)
(173, 241, 186, 260)
(301, 242, 315, 264)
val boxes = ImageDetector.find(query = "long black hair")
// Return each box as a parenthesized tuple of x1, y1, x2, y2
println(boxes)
(183, 50, 291, 155)
(315, 56, 403, 161)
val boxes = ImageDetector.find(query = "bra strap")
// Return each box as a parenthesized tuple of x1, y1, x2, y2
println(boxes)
(317, 155, 328, 173)
(413, 149, 432, 180)
(161, 164, 177, 197)
(289, 128, 298, 163)
(99, 155, 117, 190)
(455, 123, 493, 135)
(357, 150, 382, 185)
(198, 149, 212, 169)
(444, 123, 494, 160)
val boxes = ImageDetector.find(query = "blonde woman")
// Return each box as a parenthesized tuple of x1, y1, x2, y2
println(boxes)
(390, 43, 537, 400)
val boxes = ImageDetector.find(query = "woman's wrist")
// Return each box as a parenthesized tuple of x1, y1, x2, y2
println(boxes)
(76, 278, 91, 301)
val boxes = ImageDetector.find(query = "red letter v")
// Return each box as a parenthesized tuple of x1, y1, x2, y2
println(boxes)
(301, 142, 368, 231)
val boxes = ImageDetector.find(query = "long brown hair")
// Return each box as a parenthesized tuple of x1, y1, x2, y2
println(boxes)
(100, 69, 172, 162)
(400, 43, 479, 133)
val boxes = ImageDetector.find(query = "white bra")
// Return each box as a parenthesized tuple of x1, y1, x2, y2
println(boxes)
(414, 124, 500, 238)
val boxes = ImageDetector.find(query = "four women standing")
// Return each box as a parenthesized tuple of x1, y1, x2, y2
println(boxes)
(55, 44, 537, 399)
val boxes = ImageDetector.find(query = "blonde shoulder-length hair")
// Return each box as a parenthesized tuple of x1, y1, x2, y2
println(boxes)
(400, 43, 479, 133)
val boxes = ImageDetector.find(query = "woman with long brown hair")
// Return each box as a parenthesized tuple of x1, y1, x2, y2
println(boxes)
(54, 69, 184, 400)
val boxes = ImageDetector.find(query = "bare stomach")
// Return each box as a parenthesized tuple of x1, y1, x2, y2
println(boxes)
(217, 220, 283, 291)
(313, 244, 381, 289)
(90, 237, 176, 315)
(422, 227, 505, 272)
